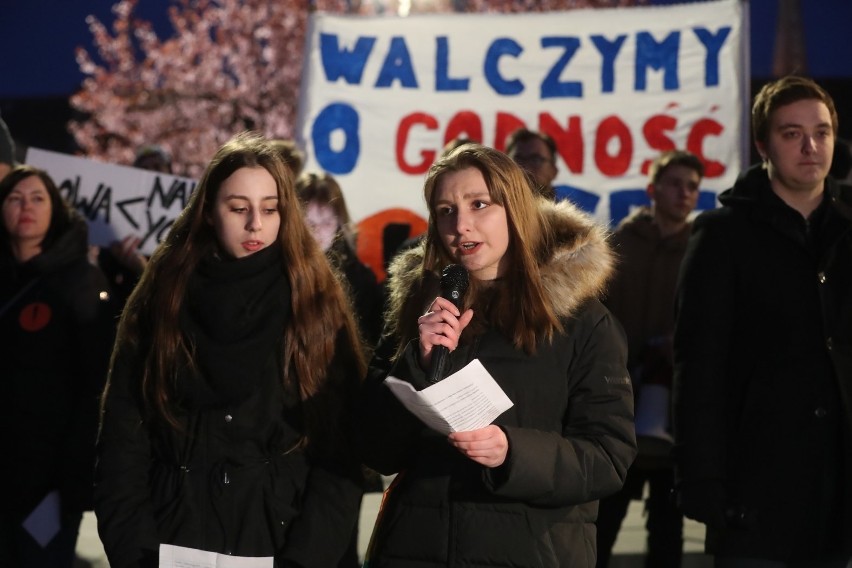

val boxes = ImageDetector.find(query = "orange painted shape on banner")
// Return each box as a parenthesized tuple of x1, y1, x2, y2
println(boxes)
(357, 208, 428, 283)
(19, 302, 52, 332)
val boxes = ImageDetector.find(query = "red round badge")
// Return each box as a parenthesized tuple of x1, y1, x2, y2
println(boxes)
(19, 302, 52, 332)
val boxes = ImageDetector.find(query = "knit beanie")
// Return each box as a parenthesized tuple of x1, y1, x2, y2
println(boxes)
(0, 115, 16, 167)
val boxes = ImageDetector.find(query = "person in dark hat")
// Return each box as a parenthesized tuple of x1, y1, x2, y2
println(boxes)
(96, 144, 173, 310)
(132, 144, 172, 174)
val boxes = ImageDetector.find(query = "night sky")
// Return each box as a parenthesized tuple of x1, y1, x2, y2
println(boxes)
(2, 0, 851, 154)
(2, 0, 852, 98)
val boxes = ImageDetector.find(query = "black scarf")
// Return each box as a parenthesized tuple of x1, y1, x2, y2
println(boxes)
(178, 245, 291, 408)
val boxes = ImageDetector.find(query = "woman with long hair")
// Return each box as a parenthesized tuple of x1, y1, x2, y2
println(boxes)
(295, 171, 383, 347)
(0, 166, 115, 567)
(358, 144, 636, 567)
(95, 133, 366, 567)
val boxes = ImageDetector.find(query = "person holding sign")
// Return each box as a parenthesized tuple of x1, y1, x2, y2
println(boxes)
(357, 143, 636, 567)
(0, 166, 115, 567)
(95, 143, 176, 313)
(95, 133, 367, 567)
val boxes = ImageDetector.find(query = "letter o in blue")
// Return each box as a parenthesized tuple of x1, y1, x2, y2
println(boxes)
(312, 103, 360, 174)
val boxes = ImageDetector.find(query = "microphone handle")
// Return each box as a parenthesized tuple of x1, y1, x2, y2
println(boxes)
(426, 345, 450, 384)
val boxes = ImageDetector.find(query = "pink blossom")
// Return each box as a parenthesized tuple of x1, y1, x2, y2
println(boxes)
(72, 0, 646, 175)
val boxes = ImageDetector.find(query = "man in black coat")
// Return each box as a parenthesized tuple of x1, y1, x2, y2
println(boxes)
(673, 76, 852, 567)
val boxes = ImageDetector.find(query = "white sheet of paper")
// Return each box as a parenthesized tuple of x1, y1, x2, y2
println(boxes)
(159, 544, 273, 568)
(22, 489, 61, 548)
(384, 358, 513, 435)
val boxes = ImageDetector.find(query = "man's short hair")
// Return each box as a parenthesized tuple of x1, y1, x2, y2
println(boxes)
(505, 128, 557, 163)
(751, 76, 838, 145)
(648, 150, 705, 186)
(269, 139, 305, 176)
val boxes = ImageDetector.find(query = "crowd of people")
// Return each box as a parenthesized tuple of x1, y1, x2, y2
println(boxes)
(0, 74, 850, 568)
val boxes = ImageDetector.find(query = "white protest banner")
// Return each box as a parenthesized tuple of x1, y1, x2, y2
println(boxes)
(25, 148, 197, 256)
(297, 0, 748, 279)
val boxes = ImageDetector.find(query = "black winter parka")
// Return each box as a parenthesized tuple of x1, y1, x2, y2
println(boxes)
(0, 216, 114, 522)
(673, 164, 852, 562)
(358, 201, 637, 568)
(95, 247, 364, 568)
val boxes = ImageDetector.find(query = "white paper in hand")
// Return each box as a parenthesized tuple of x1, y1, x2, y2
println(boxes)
(159, 544, 273, 567)
(384, 358, 513, 435)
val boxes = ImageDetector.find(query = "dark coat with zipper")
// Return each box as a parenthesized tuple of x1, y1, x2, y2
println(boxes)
(358, 200, 637, 568)
(95, 247, 364, 568)
(673, 164, 852, 562)
(0, 216, 114, 530)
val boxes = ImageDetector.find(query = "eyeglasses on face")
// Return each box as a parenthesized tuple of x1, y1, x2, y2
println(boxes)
(512, 154, 551, 167)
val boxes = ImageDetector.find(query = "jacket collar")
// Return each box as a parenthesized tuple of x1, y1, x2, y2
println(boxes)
(718, 163, 852, 247)
(615, 207, 691, 249)
(720, 162, 852, 212)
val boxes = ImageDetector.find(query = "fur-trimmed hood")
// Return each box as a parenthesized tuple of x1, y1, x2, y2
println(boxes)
(386, 199, 615, 325)
(538, 199, 615, 317)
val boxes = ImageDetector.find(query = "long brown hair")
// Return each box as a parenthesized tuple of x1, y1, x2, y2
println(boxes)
(389, 143, 562, 356)
(111, 132, 366, 447)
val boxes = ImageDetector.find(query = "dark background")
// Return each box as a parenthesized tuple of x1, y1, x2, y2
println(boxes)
(2, 0, 851, 158)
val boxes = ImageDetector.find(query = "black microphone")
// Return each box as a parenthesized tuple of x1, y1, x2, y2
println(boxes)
(426, 264, 469, 385)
